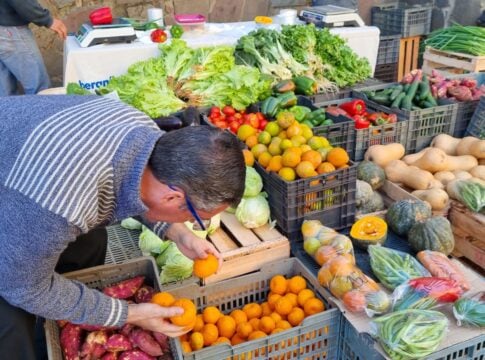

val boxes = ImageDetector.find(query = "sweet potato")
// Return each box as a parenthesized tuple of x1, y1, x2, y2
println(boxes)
(79, 324, 117, 332)
(101, 353, 118, 360)
(60, 323, 83, 360)
(134, 285, 155, 304)
(105, 334, 132, 352)
(151, 332, 170, 352)
(80, 330, 108, 360)
(120, 323, 134, 337)
(118, 350, 155, 360)
(129, 329, 163, 356)
(103, 276, 145, 299)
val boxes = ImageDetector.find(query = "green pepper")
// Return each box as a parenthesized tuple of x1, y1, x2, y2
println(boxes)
(293, 76, 317, 96)
(304, 108, 326, 126)
(144, 22, 160, 30)
(301, 120, 314, 129)
(320, 119, 334, 126)
(170, 24, 184, 38)
(288, 105, 311, 122)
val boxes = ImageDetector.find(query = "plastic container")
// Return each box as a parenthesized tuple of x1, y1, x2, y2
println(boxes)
(466, 96, 485, 139)
(105, 224, 142, 264)
(353, 82, 458, 153)
(377, 34, 401, 65)
(374, 63, 398, 83)
(44, 257, 162, 360)
(371, 4, 432, 37)
(308, 78, 383, 104)
(169, 257, 341, 360)
(174, 14, 206, 31)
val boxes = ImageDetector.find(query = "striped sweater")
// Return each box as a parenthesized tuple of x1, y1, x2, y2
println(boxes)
(0, 95, 164, 327)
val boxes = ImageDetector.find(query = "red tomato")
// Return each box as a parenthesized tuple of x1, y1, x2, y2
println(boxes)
(259, 119, 268, 130)
(214, 120, 228, 129)
(247, 113, 260, 129)
(210, 106, 221, 116)
(222, 105, 236, 116)
(229, 121, 240, 133)
(226, 115, 236, 123)
(234, 113, 242, 120)
(256, 112, 265, 122)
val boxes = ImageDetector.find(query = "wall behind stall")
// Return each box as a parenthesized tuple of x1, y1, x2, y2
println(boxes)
(35, 0, 481, 87)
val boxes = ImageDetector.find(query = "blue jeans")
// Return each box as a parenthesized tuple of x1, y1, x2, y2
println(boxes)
(0, 25, 51, 95)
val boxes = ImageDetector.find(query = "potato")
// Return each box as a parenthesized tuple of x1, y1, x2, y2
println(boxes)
(102, 276, 145, 299)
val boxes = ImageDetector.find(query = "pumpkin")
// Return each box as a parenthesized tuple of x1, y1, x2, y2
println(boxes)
(408, 216, 455, 255)
(359, 192, 385, 214)
(385, 200, 432, 236)
(350, 216, 387, 248)
(357, 160, 386, 190)
(356, 180, 373, 207)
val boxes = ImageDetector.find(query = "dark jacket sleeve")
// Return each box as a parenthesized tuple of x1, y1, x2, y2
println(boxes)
(6, 0, 53, 27)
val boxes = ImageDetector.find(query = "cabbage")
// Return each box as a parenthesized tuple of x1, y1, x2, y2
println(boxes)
(156, 242, 194, 284)
(243, 166, 263, 198)
(138, 227, 165, 256)
(236, 193, 270, 228)
(121, 217, 143, 230)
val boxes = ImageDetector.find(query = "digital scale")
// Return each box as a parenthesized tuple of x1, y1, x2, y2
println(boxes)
(300, 5, 365, 28)
(75, 18, 137, 47)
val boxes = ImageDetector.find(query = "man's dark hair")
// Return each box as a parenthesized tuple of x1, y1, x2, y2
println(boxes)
(149, 126, 246, 211)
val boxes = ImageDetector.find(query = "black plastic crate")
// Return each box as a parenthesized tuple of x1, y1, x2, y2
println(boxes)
(377, 34, 401, 65)
(371, 4, 432, 37)
(308, 78, 383, 103)
(374, 63, 398, 83)
(314, 98, 408, 161)
(255, 161, 356, 236)
(467, 96, 485, 139)
(353, 83, 458, 153)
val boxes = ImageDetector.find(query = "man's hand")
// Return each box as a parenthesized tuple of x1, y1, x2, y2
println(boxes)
(50, 18, 67, 40)
(126, 303, 190, 337)
(166, 223, 223, 271)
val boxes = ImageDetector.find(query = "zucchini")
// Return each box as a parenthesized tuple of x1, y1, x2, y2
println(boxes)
(389, 85, 404, 101)
(401, 80, 420, 110)
(417, 75, 430, 101)
(391, 92, 406, 108)
(372, 94, 391, 106)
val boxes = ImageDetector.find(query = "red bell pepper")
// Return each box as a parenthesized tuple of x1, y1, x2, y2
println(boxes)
(386, 113, 397, 123)
(352, 114, 370, 129)
(408, 277, 463, 303)
(150, 29, 167, 43)
(89, 7, 113, 25)
(339, 99, 366, 116)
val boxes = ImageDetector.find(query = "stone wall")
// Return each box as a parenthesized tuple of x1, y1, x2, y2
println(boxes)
(35, 0, 483, 87)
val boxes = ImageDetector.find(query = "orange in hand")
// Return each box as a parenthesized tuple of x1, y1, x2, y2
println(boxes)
(193, 254, 219, 278)
(170, 298, 197, 327)
(151, 292, 175, 307)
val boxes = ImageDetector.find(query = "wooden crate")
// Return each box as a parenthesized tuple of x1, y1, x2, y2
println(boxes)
(422, 47, 485, 76)
(398, 36, 421, 81)
(449, 201, 485, 270)
(204, 212, 290, 284)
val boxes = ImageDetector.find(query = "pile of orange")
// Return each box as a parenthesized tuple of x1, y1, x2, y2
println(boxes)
(237, 115, 350, 181)
(151, 292, 197, 327)
(179, 274, 325, 353)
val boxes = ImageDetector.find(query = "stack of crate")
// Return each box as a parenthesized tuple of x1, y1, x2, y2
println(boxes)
(374, 33, 401, 82)
(372, 3, 433, 81)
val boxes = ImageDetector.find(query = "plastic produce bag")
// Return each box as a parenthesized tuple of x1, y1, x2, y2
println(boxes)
(392, 277, 463, 311)
(369, 245, 430, 290)
(313, 234, 355, 266)
(371, 309, 448, 360)
(453, 291, 485, 327)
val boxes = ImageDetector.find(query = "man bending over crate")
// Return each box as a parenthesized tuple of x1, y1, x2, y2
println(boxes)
(0, 95, 246, 359)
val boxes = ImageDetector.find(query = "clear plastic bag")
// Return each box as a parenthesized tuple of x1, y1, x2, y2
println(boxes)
(368, 245, 430, 290)
(392, 277, 464, 311)
(453, 291, 485, 327)
(371, 309, 448, 360)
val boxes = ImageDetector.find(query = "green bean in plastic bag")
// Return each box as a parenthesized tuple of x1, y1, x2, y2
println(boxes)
(371, 309, 448, 360)
(453, 291, 485, 327)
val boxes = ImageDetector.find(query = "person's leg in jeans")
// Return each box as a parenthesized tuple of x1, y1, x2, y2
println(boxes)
(0, 25, 50, 95)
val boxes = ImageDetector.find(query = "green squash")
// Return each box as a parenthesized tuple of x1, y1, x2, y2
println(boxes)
(357, 160, 386, 190)
(408, 216, 455, 255)
(386, 200, 432, 236)
(359, 192, 385, 214)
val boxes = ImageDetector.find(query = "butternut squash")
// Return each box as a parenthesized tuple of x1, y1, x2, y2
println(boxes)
(411, 188, 449, 211)
(430, 134, 461, 155)
(411, 148, 478, 173)
(402, 148, 427, 165)
(364, 143, 405, 168)
(429, 179, 445, 189)
(384, 160, 434, 190)
(469, 165, 485, 181)
(452, 170, 472, 181)
(456, 137, 485, 158)
(480, 159, 485, 166)
(434, 171, 455, 186)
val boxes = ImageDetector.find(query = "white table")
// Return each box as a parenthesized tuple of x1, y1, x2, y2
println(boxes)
(63, 22, 380, 90)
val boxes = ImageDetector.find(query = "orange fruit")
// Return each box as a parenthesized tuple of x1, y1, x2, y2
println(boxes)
(151, 292, 175, 307)
(265, 121, 280, 137)
(181, 340, 192, 353)
(193, 254, 219, 279)
(326, 147, 349, 167)
(303, 298, 325, 316)
(279, 138, 293, 151)
(338, 164, 349, 169)
(237, 124, 257, 141)
(290, 135, 306, 147)
(190, 332, 204, 351)
(288, 276, 307, 294)
(213, 337, 231, 345)
(275, 320, 292, 330)
(170, 298, 197, 327)
(248, 330, 267, 341)
(202, 323, 219, 346)
(274, 297, 293, 316)
(301, 150, 322, 169)
(316, 161, 336, 175)
(236, 322, 253, 338)
(248, 318, 260, 331)
(282, 147, 301, 168)
(193, 314, 205, 332)
(286, 123, 302, 138)
(268, 141, 282, 156)
(261, 302, 272, 316)
(278, 167, 296, 181)
(287, 307, 305, 326)
(251, 143, 268, 159)
(276, 111, 295, 129)
(230, 333, 245, 345)
(296, 161, 318, 178)
(243, 303, 262, 320)
(230, 309, 248, 325)
(180, 333, 189, 342)
(329, 256, 355, 277)
(278, 130, 288, 139)
(259, 316, 276, 334)
(257, 151, 272, 167)
(242, 149, 254, 166)
(342, 290, 367, 312)
(217, 315, 236, 339)
(266, 155, 283, 172)
(329, 276, 353, 298)
(269, 312, 282, 324)
(314, 245, 338, 266)
(270, 275, 287, 295)
(283, 293, 298, 307)
(258, 131, 272, 145)
(203, 306, 222, 324)
(297, 289, 315, 307)
(301, 220, 324, 239)
(267, 293, 282, 310)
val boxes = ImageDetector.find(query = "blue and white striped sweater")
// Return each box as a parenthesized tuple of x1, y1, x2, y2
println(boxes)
(0, 95, 163, 327)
